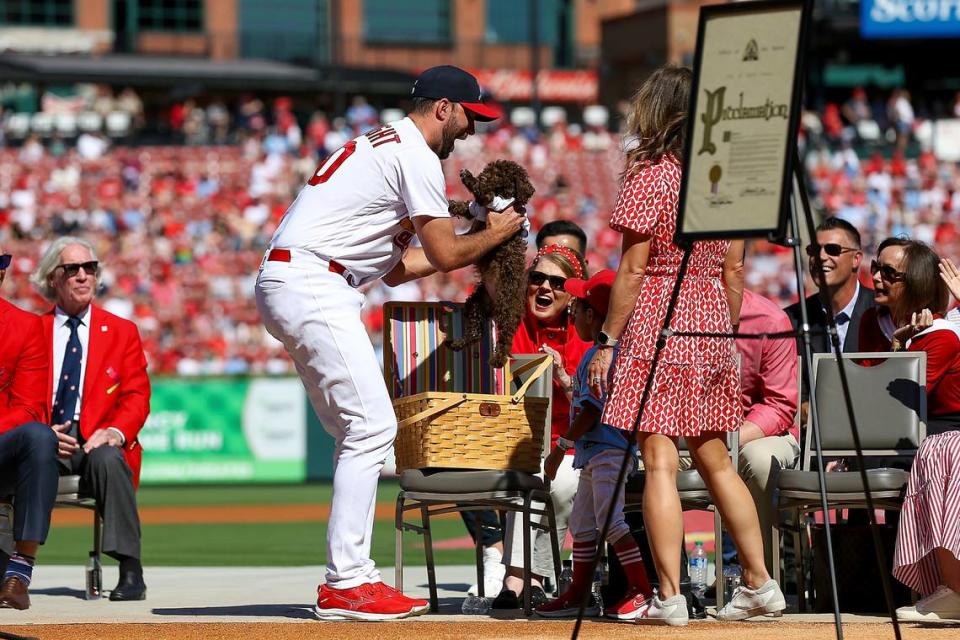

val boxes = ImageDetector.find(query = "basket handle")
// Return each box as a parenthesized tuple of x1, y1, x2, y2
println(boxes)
(397, 395, 468, 429)
(511, 355, 553, 404)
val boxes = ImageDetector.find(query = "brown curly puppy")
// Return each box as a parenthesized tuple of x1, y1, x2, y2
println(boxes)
(446, 159, 535, 368)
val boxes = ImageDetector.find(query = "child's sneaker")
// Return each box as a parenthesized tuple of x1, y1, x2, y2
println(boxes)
(314, 582, 423, 621)
(604, 585, 650, 620)
(635, 593, 689, 626)
(535, 591, 601, 618)
(715, 579, 786, 621)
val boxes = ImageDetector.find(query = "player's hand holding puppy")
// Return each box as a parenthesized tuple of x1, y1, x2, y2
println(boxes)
(485, 207, 524, 243)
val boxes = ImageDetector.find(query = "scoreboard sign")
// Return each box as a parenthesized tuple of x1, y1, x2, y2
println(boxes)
(861, 0, 960, 39)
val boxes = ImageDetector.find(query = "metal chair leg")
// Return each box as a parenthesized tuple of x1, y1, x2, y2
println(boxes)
(545, 499, 561, 587)
(93, 508, 103, 557)
(714, 507, 724, 609)
(395, 494, 405, 592)
(522, 495, 533, 616)
(421, 505, 439, 612)
(474, 521, 485, 598)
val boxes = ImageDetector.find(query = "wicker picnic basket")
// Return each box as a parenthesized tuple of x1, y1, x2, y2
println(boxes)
(384, 302, 551, 473)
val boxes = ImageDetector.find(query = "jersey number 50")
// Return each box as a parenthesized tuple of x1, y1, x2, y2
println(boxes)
(308, 141, 357, 186)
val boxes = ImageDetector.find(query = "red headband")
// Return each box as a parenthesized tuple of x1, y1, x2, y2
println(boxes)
(535, 244, 584, 279)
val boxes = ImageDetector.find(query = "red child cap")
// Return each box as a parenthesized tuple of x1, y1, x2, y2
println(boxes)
(563, 269, 616, 316)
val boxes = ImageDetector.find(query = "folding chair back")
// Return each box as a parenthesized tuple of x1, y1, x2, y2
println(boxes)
(802, 352, 926, 469)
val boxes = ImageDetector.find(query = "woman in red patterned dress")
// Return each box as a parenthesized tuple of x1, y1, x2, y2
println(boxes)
(587, 65, 784, 624)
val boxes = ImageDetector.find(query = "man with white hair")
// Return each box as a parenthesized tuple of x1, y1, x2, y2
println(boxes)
(0, 245, 59, 611)
(30, 237, 151, 601)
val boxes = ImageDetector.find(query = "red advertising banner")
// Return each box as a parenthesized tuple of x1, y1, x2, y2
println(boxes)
(468, 69, 598, 103)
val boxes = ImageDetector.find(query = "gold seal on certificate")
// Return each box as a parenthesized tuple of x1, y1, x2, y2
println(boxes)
(676, 0, 810, 241)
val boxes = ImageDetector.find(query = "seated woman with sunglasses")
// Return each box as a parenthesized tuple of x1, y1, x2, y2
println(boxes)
(487, 243, 593, 609)
(858, 237, 960, 436)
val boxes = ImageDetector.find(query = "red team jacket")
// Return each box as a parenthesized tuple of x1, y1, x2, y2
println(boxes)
(0, 298, 49, 434)
(42, 305, 151, 487)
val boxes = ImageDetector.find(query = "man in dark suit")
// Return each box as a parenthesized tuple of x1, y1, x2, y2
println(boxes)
(0, 247, 61, 611)
(30, 237, 151, 601)
(784, 216, 875, 421)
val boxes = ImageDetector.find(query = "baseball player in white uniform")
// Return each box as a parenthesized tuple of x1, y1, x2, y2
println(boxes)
(255, 65, 524, 621)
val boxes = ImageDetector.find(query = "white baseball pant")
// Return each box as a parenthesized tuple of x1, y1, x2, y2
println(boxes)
(502, 454, 579, 578)
(255, 249, 396, 590)
(567, 448, 635, 544)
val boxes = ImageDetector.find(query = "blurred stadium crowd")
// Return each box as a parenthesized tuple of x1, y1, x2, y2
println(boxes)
(1, 84, 959, 376)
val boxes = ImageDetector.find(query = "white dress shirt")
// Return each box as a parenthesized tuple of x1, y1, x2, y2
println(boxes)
(51, 305, 91, 422)
(834, 281, 860, 351)
(51, 305, 125, 444)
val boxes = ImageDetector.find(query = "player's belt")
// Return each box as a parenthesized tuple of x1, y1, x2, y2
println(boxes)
(266, 248, 347, 276)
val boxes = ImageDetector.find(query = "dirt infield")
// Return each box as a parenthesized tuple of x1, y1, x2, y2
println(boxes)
(2, 621, 956, 640)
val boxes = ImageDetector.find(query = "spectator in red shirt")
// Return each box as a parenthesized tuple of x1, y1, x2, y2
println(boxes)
(734, 289, 800, 573)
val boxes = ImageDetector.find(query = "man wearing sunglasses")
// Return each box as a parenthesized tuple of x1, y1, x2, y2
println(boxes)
(29, 237, 151, 602)
(0, 248, 60, 610)
(784, 217, 875, 417)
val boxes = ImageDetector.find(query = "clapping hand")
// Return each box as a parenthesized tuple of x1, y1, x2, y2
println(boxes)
(940, 258, 960, 303)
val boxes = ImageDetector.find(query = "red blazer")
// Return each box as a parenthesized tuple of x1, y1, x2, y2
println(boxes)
(43, 304, 151, 487)
(0, 298, 49, 433)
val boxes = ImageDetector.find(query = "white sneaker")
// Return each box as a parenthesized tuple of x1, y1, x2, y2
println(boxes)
(467, 546, 506, 597)
(897, 586, 960, 621)
(716, 579, 786, 621)
(635, 594, 689, 626)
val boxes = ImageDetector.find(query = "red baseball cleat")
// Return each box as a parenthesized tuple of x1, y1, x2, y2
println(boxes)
(314, 582, 425, 621)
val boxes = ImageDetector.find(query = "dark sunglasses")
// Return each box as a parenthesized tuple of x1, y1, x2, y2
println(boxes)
(528, 271, 567, 290)
(870, 259, 906, 283)
(57, 261, 100, 278)
(806, 243, 858, 258)
(0, 254, 10, 270)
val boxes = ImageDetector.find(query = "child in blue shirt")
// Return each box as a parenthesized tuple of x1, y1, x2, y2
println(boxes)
(536, 269, 652, 620)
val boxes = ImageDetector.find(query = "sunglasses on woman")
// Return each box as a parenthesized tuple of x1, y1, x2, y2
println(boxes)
(57, 261, 100, 278)
(805, 243, 858, 258)
(870, 259, 906, 283)
(0, 254, 10, 270)
(528, 271, 567, 290)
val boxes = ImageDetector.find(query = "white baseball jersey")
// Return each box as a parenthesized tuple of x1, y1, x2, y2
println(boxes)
(269, 117, 449, 286)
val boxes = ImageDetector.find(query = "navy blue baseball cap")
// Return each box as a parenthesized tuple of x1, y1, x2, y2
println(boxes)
(411, 65, 502, 121)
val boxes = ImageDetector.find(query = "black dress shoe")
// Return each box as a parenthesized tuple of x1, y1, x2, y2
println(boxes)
(491, 586, 548, 610)
(110, 570, 146, 601)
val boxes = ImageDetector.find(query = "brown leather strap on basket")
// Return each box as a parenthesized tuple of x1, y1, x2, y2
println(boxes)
(396, 394, 468, 429)
(511, 355, 553, 404)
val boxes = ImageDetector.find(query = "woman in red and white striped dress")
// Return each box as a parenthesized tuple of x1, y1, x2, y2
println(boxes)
(894, 431, 960, 621)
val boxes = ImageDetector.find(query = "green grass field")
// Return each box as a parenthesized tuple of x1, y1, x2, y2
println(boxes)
(40, 482, 479, 567)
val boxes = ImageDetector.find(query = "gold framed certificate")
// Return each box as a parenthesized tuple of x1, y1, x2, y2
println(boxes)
(676, 0, 811, 240)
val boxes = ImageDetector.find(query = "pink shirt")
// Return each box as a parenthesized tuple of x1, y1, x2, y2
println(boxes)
(735, 290, 799, 440)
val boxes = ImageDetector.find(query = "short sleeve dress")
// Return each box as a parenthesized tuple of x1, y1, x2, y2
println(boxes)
(601, 154, 743, 437)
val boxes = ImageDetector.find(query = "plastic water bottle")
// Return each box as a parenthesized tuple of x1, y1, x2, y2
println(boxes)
(85, 552, 102, 600)
(592, 567, 604, 611)
(461, 594, 490, 614)
(557, 559, 573, 596)
(689, 541, 708, 600)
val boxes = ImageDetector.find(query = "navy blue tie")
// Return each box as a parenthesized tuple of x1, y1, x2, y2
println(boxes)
(53, 315, 83, 426)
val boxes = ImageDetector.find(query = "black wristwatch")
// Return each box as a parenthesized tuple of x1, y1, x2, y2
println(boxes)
(596, 330, 618, 348)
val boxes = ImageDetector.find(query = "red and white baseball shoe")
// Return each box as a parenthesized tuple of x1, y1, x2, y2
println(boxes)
(314, 582, 430, 621)
(604, 585, 650, 620)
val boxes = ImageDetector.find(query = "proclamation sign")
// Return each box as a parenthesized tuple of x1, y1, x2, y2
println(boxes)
(677, 0, 810, 240)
